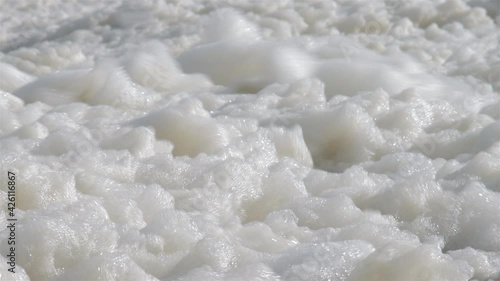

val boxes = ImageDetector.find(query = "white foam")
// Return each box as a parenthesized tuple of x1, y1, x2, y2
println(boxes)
(0, 0, 499, 280)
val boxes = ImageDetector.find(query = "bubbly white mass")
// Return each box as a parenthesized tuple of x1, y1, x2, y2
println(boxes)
(0, 0, 499, 280)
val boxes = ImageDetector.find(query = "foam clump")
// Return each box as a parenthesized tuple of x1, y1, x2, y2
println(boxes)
(0, 62, 34, 92)
(178, 41, 314, 93)
(178, 9, 314, 93)
(13, 61, 162, 110)
(202, 8, 261, 43)
(123, 42, 212, 94)
(348, 243, 473, 281)
(296, 102, 387, 171)
(12, 198, 117, 281)
(53, 253, 159, 281)
(130, 98, 231, 157)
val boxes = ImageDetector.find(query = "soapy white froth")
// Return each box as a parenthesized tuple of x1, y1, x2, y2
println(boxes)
(0, 0, 499, 281)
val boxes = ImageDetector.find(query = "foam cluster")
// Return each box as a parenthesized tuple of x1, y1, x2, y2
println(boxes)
(0, 0, 499, 280)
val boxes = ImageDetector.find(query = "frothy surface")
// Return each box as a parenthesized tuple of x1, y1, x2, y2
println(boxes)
(0, 0, 499, 280)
